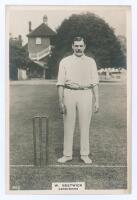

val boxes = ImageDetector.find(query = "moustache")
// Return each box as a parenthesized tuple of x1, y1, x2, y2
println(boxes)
(76, 50, 82, 53)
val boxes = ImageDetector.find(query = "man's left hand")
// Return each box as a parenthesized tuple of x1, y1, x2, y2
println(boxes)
(94, 102, 99, 113)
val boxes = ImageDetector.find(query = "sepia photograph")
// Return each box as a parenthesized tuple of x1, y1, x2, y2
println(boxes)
(6, 5, 131, 194)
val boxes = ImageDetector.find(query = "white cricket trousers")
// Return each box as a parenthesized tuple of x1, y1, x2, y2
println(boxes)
(63, 88, 93, 156)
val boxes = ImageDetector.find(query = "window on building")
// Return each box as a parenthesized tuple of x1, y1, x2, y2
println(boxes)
(36, 37, 41, 44)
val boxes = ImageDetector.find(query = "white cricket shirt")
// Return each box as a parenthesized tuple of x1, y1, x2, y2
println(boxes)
(56, 54, 99, 87)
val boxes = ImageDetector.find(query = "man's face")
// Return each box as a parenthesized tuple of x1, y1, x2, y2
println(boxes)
(72, 40, 86, 57)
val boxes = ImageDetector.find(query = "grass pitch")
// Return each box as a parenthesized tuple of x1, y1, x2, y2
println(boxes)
(9, 82, 127, 191)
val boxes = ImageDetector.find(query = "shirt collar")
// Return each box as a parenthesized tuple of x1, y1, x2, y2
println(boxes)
(73, 53, 85, 59)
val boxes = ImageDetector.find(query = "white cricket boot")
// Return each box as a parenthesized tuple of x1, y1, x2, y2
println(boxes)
(57, 156, 72, 163)
(81, 156, 92, 164)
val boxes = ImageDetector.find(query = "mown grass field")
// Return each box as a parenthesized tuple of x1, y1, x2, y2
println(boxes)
(9, 82, 127, 191)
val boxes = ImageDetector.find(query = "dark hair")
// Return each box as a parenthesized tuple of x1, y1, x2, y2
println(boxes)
(72, 36, 86, 44)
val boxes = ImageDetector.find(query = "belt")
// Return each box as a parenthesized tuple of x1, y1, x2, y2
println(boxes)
(64, 85, 92, 90)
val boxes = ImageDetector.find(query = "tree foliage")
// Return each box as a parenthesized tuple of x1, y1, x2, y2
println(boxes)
(49, 12, 126, 77)
(9, 41, 30, 80)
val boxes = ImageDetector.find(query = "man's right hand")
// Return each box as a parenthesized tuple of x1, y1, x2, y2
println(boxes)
(59, 102, 66, 114)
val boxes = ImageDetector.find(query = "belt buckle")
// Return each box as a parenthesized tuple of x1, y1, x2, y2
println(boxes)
(78, 86, 83, 90)
(80, 87, 85, 90)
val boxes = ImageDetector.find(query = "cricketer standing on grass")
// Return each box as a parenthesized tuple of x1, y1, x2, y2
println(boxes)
(56, 37, 99, 164)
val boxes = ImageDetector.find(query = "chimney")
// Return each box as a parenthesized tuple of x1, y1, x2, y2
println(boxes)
(29, 21, 32, 32)
(18, 35, 22, 46)
(18, 35, 22, 41)
(43, 15, 48, 25)
(9, 33, 12, 38)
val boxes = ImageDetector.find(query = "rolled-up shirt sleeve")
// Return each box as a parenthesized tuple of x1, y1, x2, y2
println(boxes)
(90, 59, 99, 86)
(56, 60, 66, 87)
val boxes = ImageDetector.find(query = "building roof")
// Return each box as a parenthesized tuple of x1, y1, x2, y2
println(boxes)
(27, 23, 56, 37)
